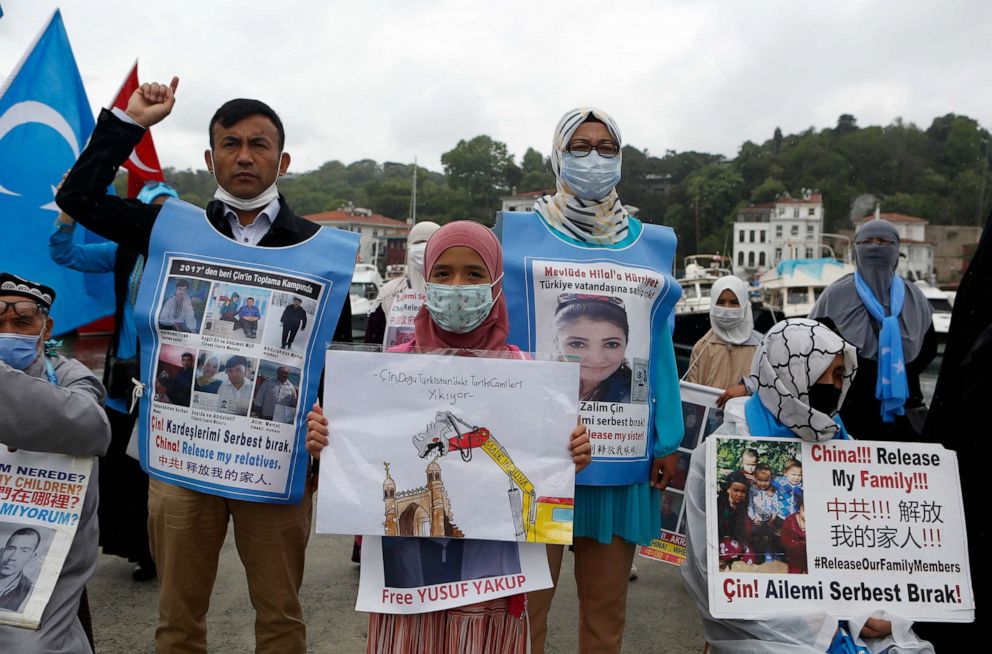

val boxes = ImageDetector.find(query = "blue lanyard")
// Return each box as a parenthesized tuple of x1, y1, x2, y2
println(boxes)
(43, 357, 58, 385)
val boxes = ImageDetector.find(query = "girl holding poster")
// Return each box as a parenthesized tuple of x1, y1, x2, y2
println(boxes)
(496, 108, 684, 654)
(680, 319, 933, 652)
(306, 221, 591, 653)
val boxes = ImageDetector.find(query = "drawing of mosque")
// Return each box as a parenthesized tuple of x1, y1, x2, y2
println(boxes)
(383, 460, 464, 537)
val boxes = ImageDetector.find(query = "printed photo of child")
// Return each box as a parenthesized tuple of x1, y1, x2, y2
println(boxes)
(714, 439, 805, 574)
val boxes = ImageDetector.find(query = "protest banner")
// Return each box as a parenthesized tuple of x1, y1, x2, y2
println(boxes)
(316, 349, 580, 544)
(0, 450, 91, 628)
(638, 381, 723, 566)
(382, 289, 425, 348)
(497, 211, 681, 486)
(133, 199, 358, 504)
(706, 436, 974, 622)
(357, 537, 552, 614)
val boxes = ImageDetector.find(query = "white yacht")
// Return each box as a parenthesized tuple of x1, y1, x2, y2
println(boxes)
(675, 254, 734, 315)
(758, 258, 855, 318)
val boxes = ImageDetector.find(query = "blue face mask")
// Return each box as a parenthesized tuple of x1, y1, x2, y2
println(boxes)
(425, 275, 502, 334)
(0, 332, 42, 370)
(560, 152, 622, 201)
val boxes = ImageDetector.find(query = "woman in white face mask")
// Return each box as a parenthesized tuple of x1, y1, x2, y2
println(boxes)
(685, 276, 762, 398)
(362, 221, 441, 346)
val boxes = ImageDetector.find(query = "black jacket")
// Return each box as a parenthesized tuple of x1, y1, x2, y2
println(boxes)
(56, 108, 351, 341)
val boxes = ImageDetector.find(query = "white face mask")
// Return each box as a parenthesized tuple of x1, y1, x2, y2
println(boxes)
(407, 242, 427, 276)
(711, 305, 744, 329)
(207, 151, 282, 211)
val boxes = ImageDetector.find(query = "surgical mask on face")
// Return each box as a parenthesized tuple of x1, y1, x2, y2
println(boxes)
(408, 243, 427, 277)
(711, 306, 744, 329)
(0, 323, 44, 370)
(207, 151, 282, 211)
(560, 152, 621, 201)
(425, 275, 502, 334)
(808, 382, 842, 415)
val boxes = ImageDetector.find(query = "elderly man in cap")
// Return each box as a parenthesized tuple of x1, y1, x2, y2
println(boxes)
(0, 273, 110, 653)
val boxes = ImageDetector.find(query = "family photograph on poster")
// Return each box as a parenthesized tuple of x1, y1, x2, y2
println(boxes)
(202, 283, 272, 344)
(156, 276, 209, 334)
(250, 360, 301, 424)
(316, 350, 580, 545)
(714, 439, 804, 574)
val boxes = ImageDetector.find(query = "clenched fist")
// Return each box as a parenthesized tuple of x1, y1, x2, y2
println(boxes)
(125, 76, 179, 128)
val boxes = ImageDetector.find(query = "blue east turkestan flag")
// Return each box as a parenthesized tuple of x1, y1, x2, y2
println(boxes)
(0, 9, 113, 334)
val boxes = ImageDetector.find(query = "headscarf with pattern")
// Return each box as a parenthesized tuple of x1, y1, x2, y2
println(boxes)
(749, 318, 858, 442)
(533, 107, 629, 245)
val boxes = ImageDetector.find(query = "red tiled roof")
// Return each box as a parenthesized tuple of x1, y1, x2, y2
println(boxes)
(776, 194, 822, 205)
(855, 212, 928, 224)
(305, 210, 410, 229)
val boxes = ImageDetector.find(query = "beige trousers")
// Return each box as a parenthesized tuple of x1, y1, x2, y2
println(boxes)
(528, 536, 637, 654)
(148, 478, 311, 654)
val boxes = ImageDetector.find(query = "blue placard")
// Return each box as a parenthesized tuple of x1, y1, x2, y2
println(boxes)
(497, 211, 682, 485)
(134, 199, 358, 503)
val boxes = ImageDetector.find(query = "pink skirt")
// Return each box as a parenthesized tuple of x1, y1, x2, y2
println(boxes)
(366, 598, 528, 654)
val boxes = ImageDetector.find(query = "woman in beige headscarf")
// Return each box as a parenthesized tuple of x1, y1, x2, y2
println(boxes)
(685, 276, 761, 404)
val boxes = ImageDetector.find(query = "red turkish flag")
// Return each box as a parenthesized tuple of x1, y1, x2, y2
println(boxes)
(111, 61, 165, 197)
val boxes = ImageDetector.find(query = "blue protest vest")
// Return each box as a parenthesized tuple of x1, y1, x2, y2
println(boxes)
(496, 211, 681, 485)
(134, 199, 359, 503)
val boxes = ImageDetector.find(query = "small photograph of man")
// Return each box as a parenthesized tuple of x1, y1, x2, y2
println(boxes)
(251, 361, 301, 423)
(203, 284, 271, 345)
(215, 354, 256, 417)
(261, 292, 316, 353)
(158, 277, 208, 333)
(659, 490, 684, 533)
(0, 525, 53, 614)
(381, 538, 521, 589)
(153, 345, 197, 407)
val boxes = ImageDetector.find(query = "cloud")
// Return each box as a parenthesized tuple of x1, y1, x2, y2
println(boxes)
(1, 0, 989, 175)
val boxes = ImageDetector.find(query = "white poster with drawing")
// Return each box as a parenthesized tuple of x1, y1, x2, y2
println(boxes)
(316, 350, 580, 544)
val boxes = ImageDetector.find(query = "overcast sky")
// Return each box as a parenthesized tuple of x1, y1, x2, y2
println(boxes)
(2, 1, 990, 175)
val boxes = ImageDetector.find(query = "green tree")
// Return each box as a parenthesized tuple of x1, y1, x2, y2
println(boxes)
(441, 135, 520, 224)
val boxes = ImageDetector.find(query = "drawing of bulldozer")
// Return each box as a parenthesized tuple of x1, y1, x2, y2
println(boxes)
(412, 410, 573, 543)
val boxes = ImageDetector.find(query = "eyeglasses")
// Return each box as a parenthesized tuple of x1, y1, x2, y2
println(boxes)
(856, 237, 896, 246)
(0, 300, 47, 318)
(565, 140, 620, 158)
(556, 293, 626, 311)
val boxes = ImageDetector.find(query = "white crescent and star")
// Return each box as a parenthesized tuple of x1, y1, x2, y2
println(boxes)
(0, 100, 82, 212)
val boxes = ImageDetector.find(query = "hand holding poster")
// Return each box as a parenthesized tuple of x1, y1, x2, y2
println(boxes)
(0, 450, 91, 628)
(706, 436, 974, 622)
(357, 537, 552, 614)
(638, 381, 724, 566)
(316, 349, 580, 544)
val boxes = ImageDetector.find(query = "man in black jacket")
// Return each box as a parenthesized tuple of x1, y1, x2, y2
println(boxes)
(280, 297, 308, 349)
(57, 76, 348, 654)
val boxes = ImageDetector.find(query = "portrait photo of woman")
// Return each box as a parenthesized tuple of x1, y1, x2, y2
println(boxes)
(554, 293, 632, 402)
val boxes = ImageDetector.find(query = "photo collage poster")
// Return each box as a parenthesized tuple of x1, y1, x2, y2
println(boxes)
(141, 256, 327, 502)
(638, 381, 724, 566)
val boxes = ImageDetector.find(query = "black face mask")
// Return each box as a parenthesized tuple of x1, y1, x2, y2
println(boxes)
(808, 383, 842, 415)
